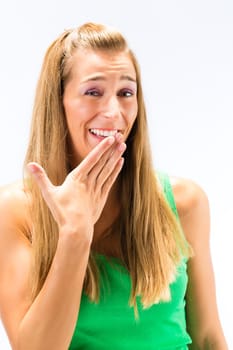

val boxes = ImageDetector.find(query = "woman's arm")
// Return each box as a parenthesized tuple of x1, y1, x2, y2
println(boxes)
(0, 134, 125, 350)
(0, 184, 91, 350)
(172, 177, 228, 350)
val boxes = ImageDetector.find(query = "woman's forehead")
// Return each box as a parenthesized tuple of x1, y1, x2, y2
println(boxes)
(68, 49, 137, 81)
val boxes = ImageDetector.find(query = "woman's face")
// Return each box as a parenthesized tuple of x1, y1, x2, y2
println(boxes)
(63, 49, 138, 166)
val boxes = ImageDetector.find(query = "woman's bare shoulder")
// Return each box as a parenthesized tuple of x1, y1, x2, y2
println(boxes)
(0, 182, 32, 348)
(169, 176, 210, 246)
(0, 181, 31, 242)
(169, 176, 209, 218)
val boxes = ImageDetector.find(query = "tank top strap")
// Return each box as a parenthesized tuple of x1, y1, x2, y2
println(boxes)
(157, 171, 179, 218)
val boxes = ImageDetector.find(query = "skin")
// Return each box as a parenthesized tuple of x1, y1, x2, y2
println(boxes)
(172, 178, 228, 349)
(0, 49, 228, 349)
(63, 49, 138, 167)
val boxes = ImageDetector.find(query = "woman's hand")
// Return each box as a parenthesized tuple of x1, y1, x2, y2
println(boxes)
(27, 133, 126, 241)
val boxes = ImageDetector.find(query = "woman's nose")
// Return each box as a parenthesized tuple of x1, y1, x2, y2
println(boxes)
(102, 96, 121, 119)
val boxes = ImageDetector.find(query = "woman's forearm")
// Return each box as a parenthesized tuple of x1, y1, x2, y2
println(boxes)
(17, 231, 91, 350)
(189, 333, 228, 350)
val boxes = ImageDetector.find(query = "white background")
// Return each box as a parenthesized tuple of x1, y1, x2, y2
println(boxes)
(0, 0, 232, 348)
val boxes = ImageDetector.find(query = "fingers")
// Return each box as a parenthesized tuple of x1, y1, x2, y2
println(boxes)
(69, 133, 125, 182)
(69, 136, 116, 180)
(101, 157, 125, 196)
(92, 140, 126, 188)
(27, 162, 54, 200)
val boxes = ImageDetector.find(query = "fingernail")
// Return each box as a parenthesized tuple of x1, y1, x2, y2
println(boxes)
(27, 163, 37, 173)
(107, 136, 115, 144)
(114, 132, 122, 142)
(118, 143, 126, 152)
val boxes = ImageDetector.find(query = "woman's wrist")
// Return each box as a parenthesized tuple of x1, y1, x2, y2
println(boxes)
(58, 224, 93, 252)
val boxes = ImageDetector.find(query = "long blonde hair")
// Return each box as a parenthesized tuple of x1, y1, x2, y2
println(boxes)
(24, 22, 191, 310)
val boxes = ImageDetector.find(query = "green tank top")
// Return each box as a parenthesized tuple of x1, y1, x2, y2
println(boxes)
(69, 173, 192, 349)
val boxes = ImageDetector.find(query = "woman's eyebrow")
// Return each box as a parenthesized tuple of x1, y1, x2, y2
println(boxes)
(82, 74, 137, 83)
(120, 74, 137, 83)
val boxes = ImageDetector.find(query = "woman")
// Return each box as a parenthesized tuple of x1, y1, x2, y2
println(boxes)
(0, 22, 228, 349)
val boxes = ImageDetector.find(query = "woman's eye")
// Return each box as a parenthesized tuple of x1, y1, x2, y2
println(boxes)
(85, 89, 101, 96)
(118, 89, 134, 97)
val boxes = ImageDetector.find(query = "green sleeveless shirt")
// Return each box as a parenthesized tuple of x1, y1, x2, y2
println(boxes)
(69, 173, 192, 349)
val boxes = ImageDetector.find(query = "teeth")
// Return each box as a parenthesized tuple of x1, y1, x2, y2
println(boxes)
(90, 129, 118, 137)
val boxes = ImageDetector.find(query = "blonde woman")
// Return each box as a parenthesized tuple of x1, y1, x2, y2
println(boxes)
(0, 23, 228, 349)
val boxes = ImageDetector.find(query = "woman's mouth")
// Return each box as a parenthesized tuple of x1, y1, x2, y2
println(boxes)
(89, 128, 118, 138)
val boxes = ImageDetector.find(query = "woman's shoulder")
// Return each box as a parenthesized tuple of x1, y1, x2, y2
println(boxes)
(169, 176, 209, 219)
(0, 181, 31, 241)
(169, 175, 210, 244)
